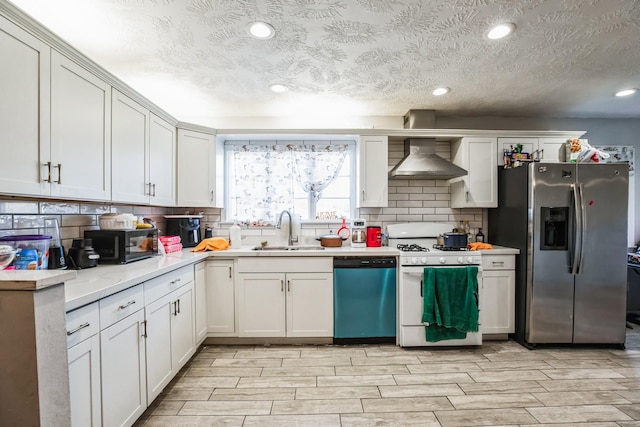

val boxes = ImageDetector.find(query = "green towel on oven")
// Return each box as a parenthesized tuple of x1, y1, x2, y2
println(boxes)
(422, 266, 479, 342)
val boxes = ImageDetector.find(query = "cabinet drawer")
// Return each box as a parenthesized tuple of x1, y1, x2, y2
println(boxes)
(237, 257, 332, 273)
(99, 285, 145, 329)
(66, 302, 100, 349)
(482, 255, 515, 270)
(144, 265, 194, 305)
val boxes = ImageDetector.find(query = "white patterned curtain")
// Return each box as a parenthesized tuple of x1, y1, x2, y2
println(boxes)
(227, 143, 349, 222)
(291, 144, 349, 201)
(228, 144, 295, 222)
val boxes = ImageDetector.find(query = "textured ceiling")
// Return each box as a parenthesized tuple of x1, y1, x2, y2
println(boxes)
(8, 0, 640, 125)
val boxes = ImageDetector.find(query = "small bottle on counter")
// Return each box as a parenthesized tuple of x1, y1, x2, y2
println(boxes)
(229, 223, 241, 247)
(475, 228, 485, 243)
(381, 227, 389, 247)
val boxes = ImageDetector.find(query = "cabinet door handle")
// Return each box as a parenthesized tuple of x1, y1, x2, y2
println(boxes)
(177, 298, 181, 314)
(66, 322, 90, 336)
(142, 320, 148, 338)
(228, 266, 232, 278)
(118, 300, 136, 310)
(362, 190, 365, 201)
(152, 183, 156, 197)
(465, 191, 469, 202)
(210, 190, 214, 201)
(54, 163, 62, 184)
(146, 182, 152, 196)
(287, 280, 290, 292)
(281, 279, 284, 292)
(43, 161, 52, 183)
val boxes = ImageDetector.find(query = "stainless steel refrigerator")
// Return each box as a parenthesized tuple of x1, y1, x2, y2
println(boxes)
(489, 162, 629, 347)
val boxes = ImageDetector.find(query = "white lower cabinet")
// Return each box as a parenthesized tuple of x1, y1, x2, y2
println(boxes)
(481, 254, 516, 334)
(206, 259, 236, 335)
(238, 271, 333, 338)
(100, 308, 147, 427)
(145, 282, 195, 402)
(194, 261, 208, 343)
(66, 302, 101, 427)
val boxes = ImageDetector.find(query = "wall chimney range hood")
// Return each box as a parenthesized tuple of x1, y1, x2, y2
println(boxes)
(388, 138, 468, 180)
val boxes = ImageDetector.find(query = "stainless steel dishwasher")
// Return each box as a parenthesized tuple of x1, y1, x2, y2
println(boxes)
(333, 256, 397, 343)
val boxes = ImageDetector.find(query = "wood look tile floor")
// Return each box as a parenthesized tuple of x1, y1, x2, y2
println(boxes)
(134, 327, 640, 426)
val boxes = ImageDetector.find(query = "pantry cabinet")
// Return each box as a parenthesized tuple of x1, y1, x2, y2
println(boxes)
(50, 50, 111, 201)
(177, 129, 217, 207)
(237, 257, 333, 338)
(357, 135, 388, 207)
(206, 259, 236, 336)
(450, 137, 498, 208)
(481, 254, 516, 334)
(497, 137, 567, 165)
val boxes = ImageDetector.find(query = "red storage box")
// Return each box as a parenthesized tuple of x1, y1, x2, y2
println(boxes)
(159, 235, 181, 245)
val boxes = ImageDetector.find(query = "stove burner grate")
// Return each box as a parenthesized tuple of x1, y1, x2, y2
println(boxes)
(397, 244, 429, 252)
(432, 244, 470, 251)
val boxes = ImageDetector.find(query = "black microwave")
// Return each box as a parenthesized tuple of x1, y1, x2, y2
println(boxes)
(84, 229, 158, 264)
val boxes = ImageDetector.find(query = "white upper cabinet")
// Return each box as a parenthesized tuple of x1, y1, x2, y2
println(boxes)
(0, 16, 51, 197)
(50, 50, 111, 201)
(177, 129, 216, 207)
(450, 137, 498, 208)
(357, 135, 388, 207)
(111, 89, 150, 204)
(149, 113, 176, 206)
(498, 137, 567, 165)
(111, 90, 176, 206)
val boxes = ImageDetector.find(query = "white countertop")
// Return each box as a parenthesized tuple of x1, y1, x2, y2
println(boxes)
(3, 243, 516, 312)
(0, 269, 77, 291)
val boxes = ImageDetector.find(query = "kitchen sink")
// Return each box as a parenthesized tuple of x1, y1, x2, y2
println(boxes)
(251, 245, 325, 251)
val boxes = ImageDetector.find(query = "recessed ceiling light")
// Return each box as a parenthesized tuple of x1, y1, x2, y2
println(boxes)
(432, 87, 450, 96)
(269, 84, 288, 93)
(487, 23, 515, 40)
(247, 21, 275, 39)
(615, 88, 637, 97)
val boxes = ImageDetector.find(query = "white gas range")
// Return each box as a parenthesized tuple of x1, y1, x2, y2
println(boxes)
(388, 223, 483, 347)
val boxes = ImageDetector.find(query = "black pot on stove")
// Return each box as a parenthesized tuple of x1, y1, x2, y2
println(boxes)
(443, 231, 468, 249)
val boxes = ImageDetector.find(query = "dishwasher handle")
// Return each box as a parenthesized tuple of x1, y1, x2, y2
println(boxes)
(333, 257, 396, 268)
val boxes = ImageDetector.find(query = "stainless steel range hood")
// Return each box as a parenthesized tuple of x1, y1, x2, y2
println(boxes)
(388, 138, 468, 180)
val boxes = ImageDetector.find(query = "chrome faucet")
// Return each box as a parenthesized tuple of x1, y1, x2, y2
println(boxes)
(276, 210, 299, 246)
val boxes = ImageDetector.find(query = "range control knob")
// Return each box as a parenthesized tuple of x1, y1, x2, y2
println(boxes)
(411, 257, 418, 264)
(466, 257, 474, 264)
(438, 257, 446, 264)
(420, 257, 428, 264)
(457, 256, 464, 264)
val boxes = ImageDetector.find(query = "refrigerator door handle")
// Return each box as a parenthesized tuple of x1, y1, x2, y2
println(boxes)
(576, 182, 586, 275)
(571, 183, 583, 276)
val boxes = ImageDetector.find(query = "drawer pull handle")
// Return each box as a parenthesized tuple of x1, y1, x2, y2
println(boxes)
(491, 261, 505, 266)
(66, 322, 90, 336)
(118, 300, 136, 310)
(170, 278, 182, 285)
